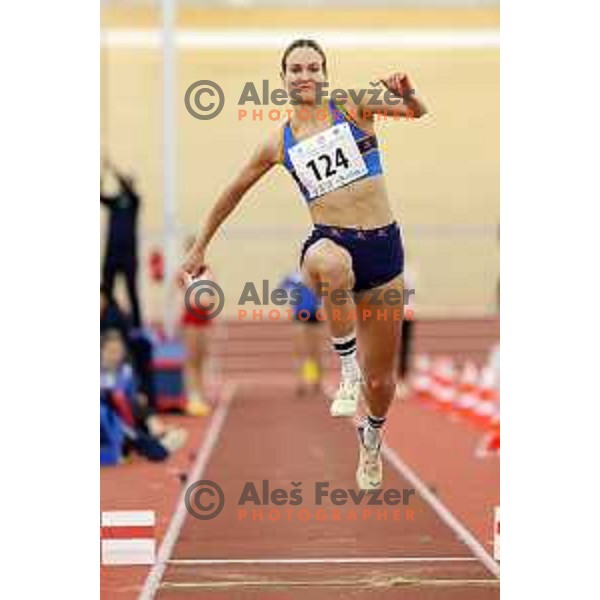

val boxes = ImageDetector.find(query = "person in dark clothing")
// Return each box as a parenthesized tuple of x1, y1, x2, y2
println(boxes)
(100, 284, 130, 339)
(101, 285, 157, 412)
(101, 157, 142, 327)
(398, 319, 414, 380)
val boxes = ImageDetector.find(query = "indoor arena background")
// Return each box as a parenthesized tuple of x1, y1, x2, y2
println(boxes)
(101, 0, 499, 318)
(100, 1, 500, 598)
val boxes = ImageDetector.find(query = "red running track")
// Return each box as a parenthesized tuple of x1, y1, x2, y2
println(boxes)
(137, 381, 499, 599)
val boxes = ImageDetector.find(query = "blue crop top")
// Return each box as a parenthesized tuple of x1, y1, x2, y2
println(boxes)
(281, 100, 383, 203)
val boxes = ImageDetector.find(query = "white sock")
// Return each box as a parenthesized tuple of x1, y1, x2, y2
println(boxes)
(332, 332, 361, 383)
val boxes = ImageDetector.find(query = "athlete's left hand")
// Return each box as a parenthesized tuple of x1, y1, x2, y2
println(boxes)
(377, 72, 414, 98)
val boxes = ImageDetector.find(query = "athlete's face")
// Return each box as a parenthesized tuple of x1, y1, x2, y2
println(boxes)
(282, 47, 327, 105)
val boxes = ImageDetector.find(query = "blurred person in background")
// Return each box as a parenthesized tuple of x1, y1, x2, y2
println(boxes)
(100, 284, 129, 340)
(101, 329, 187, 461)
(179, 39, 427, 489)
(101, 329, 146, 431)
(101, 285, 157, 413)
(100, 156, 143, 327)
(279, 269, 325, 395)
(397, 266, 417, 397)
(178, 237, 215, 417)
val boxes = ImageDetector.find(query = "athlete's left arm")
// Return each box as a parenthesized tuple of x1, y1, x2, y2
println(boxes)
(357, 72, 428, 119)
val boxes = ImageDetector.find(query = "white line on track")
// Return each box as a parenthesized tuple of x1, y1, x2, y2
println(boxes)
(382, 443, 501, 578)
(137, 381, 498, 597)
(167, 556, 480, 565)
(313, 385, 498, 577)
(160, 578, 498, 590)
(137, 382, 237, 600)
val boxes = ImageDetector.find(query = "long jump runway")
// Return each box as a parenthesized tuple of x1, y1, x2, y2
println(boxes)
(144, 382, 499, 599)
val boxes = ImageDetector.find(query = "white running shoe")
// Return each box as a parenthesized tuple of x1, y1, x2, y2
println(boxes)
(356, 423, 383, 490)
(330, 379, 361, 417)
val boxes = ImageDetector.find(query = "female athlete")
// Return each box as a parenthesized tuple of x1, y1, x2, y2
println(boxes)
(180, 39, 427, 488)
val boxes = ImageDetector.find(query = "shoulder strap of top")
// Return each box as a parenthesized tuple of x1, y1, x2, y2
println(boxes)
(332, 99, 363, 127)
(281, 121, 295, 163)
(330, 99, 346, 125)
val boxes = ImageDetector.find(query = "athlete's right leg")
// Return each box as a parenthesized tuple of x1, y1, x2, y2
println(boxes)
(302, 239, 361, 416)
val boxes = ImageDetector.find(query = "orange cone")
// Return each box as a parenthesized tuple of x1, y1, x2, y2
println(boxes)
(470, 366, 500, 431)
(410, 354, 434, 405)
(475, 419, 500, 457)
(430, 357, 456, 413)
(453, 361, 480, 421)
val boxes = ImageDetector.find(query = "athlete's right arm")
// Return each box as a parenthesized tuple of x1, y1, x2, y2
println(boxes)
(179, 129, 282, 283)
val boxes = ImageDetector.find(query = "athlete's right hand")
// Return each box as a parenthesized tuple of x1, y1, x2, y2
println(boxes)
(178, 247, 206, 288)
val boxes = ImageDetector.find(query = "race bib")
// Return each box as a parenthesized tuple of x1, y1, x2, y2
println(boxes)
(288, 122, 368, 199)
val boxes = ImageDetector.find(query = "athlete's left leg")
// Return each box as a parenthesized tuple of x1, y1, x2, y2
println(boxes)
(354, 274, 404, 489)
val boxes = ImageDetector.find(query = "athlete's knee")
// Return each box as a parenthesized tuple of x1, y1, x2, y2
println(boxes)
(324, 260, 352, 290)
(363, 373, 396, 399)
(311, 250, 353, 290)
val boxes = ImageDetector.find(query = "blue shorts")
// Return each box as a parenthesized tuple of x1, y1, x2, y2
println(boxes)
(300, 222, 404, 292)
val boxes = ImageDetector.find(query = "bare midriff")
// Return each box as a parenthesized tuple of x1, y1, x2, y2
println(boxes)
(308, 175, 395, 229)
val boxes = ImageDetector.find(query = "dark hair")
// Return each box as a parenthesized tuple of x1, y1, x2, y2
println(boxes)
(281, 39, 327, 76)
